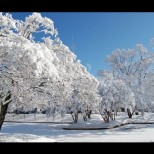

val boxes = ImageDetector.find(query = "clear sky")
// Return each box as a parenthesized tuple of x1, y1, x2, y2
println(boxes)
(11, 12, 154, 77)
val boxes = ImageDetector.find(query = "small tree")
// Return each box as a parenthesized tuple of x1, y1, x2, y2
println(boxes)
(98, 70, 136, 121)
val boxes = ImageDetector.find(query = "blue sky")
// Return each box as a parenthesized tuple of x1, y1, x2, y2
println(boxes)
(11, 12, 154, 77)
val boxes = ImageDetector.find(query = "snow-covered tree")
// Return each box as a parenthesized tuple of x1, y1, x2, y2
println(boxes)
(106, 44, 154, 117)
(45, 36, 101, 123)
(138, 72, 154, 114)
(106, 44, 154, 86)
(0, 12, 101, 129)
(98, 70, 135, 121)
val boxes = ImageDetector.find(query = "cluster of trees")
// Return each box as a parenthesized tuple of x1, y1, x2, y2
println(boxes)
(98, 44, 154, 122)
(0, 12, 101, 129)
(1, 12, 154, 129)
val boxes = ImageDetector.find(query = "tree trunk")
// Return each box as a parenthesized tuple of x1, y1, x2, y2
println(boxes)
(127, 109, 132, 118)
(0, 103, 9, 130)
(128, 113, 132, 118)
(106, 115, 109, 123)
(101, 115, 109, 123)
(108, 112, 113, 120)
(74, 112, 78, 123)
(0, 92, 11, 130)
(114, 113, 115, 120)
(71, 112, 79, 123)
(101, 110, 111, 123)
(83, 116, 87, 121)
(127, 107, 136, 119)
(71, 113, 75, 122)
(87, 110, 92, 119)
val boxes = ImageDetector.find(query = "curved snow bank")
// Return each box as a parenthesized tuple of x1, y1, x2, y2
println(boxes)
(63, 122, 129, 130)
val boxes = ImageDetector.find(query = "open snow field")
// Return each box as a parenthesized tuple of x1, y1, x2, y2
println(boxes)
(1, 122, 154, 142)
(1, 113, 154, 142)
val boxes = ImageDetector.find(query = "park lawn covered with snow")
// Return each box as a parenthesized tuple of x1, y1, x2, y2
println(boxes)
(1, 113, 154, 142)
(1, 12, 154, 143)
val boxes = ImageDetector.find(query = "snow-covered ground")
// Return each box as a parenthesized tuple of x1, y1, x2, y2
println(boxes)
(4, 113, 73, 123)
(1, 113, 154, 142)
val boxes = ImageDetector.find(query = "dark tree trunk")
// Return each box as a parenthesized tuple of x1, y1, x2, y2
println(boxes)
(108, 112, 113, 120)
(83, 116, 87, 121)
(101, 110, 111, 123)
(74, 112, 78, 123)
(127, 109, 133, 119)
(71, 112, 79, 123)
(71, 113, 75, 122)
(0, 103, 9, 130)
(114, 113, 115, 120)
(0, 92, 11, 130)
(87, 110, 92, 119)
(87, 114, 91, 119)
(128, 114, 132, 118)
(106, 115, 109, 123)
(101, 114, 109, 123)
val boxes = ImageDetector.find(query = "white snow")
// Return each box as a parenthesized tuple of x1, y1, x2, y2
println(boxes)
(1, 113, 154, 142)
